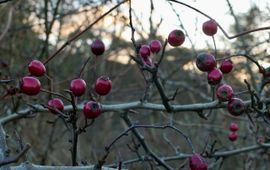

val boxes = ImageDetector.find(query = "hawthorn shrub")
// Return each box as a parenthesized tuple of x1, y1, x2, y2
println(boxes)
(0, 0, 270, 170)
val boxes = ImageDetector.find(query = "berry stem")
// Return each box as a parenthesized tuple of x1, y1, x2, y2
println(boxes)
(157, 39, 168, 66)
(40, 88, 71, 102)
(217, 54, 264, 74)
(212, 36, 217, 58)
(78, 56, 91, 78)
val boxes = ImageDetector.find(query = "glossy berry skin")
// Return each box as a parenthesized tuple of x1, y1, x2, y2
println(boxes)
(70, 78, 86, 96)
(189, 153, 208, 170)
(216, 84, 234, 102)
(48, 98, 64, 114)
(149, 40, 161, 53)
(91, 39, 105, 56)
(228, 132, 238, 142)
(227, 98, 245, 116)
(139, 45, 151, 58)
(20, 76, 41, 95)
(202, 20, 218, 36)
(196, 53, 216, 72)
(229, 122, 239, 132)
(95, 77, 112, 96)
(220, 59, 233, 74)
(207, 68, 222, 85)
(168, 29, 185, 47)
(83, 101, 102, 119)
(28, 60, 46, 77)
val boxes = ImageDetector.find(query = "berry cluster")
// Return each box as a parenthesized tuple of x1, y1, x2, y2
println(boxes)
(216, 84, 246, 116)
(196, 54, 246, 117)
(19, 39, 112, 120)
(192, 20, 246, 117)
(20, 60, 46, 95)
(228, 122, 239, 142)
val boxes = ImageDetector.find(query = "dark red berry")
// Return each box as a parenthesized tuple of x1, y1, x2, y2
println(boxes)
(189, 153, 208, 170)
(168, 29, 185, 47)
(70, 78, 86, 96)
(83, 101, 102, 119)
(139, 45, 151, 58)
(95, 77, 112, 96)
(149, 40, 161, 53)
(48, 98, 64, 114)
(229, 122, 239, 132)
(196, 53, 216, 72)
(28, 60, 46, 77)
(220, 59, 233, 74)
(91, 39, 105, 56)
(142, 57, 153, 67)
(20, 76, 41, 95)
(207, 68, 222, 85)
(202, 20, 218, 36)
(228, 132, 238, 141)
(216, 84, 234, 102)
(227, 98, 245, 116)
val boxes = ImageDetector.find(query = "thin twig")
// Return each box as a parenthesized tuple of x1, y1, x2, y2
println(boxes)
(0, 144, 30, 166)
(168, 0, 270, 39)
(43, 0, 128, 65)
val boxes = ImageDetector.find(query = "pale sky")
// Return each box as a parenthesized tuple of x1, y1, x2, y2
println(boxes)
(130, 0, 270, 49)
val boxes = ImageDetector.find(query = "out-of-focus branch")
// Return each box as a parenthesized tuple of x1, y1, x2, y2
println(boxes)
(0, 80, 13, 84)
(0, 144, 30, 167)
(43, 0, 128, 65)
(0, 6, 13, 43)
(0, 0, 12, 4)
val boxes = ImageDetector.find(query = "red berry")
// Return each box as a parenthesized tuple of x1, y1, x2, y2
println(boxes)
(139, 45, 151, 58)
(207, 68, 222, 85)
(28, 60, 46, 77)
(216, 84, 234, 102)
(142, 57, 153, 67)
(220, 59, 233, 74)
(202, 20, 218, 36)
(70, 78, 86, 96)
(189, 153, 208, 170)
(196, 53, 216, 72)
(228, 132, 238, 141)
(227, 98, 245, 116)
(83, 101, 102, 119)
(48, 98, 64, 114)
(229, 122, 239, 132)
(168, 29, 185, 47)
(149, 40, 161, 53)
(95, 77, 112, 96)
(20, 76, 41, 95)
(91, 39, 105, 56)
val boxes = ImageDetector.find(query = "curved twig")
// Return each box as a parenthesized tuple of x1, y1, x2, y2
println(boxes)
(168, 0, 270, 39)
